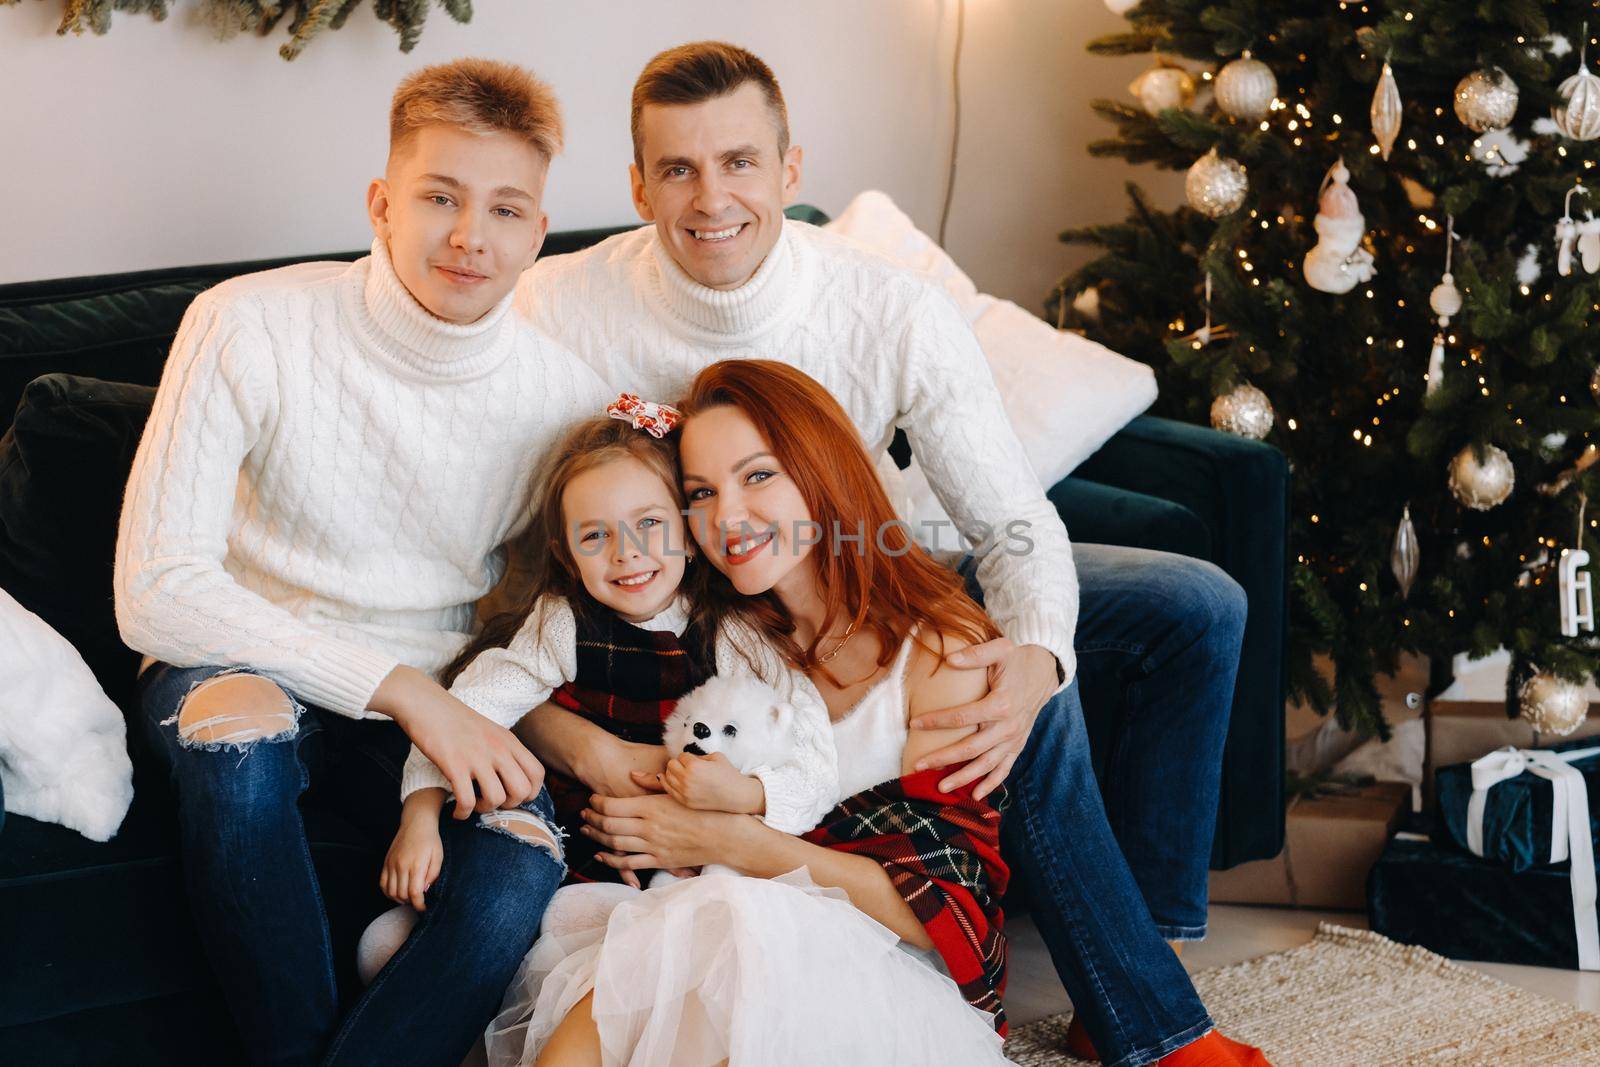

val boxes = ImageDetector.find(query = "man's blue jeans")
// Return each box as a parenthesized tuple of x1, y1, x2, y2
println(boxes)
(966, 542, 1245, 1066)
(139, 663, 566, 1067)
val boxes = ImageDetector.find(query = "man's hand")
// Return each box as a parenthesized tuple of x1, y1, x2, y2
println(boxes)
(370, 665, 546, 820)
(660, 752, 765, 814)
(908, 639, 1057, 799)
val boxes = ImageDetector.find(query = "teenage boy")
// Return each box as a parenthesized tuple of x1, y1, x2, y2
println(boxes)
(114, 59, 610, 1066)
(515, 42, 1265, 1067)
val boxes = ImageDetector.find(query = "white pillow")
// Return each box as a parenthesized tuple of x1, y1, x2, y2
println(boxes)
(824, 191, 1157, 552)
(0, 588, 134, 841)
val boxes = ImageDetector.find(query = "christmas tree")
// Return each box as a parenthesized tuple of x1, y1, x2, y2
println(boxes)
(1052, 1, 1600, 739)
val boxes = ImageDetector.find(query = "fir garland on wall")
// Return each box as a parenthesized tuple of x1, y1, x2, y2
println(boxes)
(7, 0, 472, 60)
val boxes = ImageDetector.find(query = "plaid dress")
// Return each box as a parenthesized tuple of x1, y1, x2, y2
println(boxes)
(547, 604, 715, 883)
(802, 771, 1012, 1034)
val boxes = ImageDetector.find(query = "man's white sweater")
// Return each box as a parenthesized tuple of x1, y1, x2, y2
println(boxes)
(114, 240, 612, 717)
(516, 221, 1078, 683)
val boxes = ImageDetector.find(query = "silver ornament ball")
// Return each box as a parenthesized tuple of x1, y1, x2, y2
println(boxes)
(1129, 65, 1197, 116)
(1185, 148, 1249, 218)
(1555, 65, 1600, 141)
(1215, 52, 1278, 122)
(1447, 443, 1515, 510)
(1454, 68, 1519, 132)
(1210, 383, 1274, 439)
(1518, 671, 1590, 736)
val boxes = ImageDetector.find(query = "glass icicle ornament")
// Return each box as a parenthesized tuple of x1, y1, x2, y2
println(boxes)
(1371, 58, 1402, 160)
(1391, 505, 1420, 599)
(1185, 147, 1248, 218)
(1448, 444, 1515, 510)
(1454, 68, 1519, 132)
(1554, 25, 1600, 141)
(1215, 51, 1277, 122)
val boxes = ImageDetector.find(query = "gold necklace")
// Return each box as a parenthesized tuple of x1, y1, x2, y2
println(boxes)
(817, 619, 859, 664)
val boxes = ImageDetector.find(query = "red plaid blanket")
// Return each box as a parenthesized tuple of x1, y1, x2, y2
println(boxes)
(802, 768, 1011, 1033)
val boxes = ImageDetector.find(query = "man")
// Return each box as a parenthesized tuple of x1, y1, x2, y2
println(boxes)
(114, 59, 610, 1066)
(515, 42, 1263, 1067)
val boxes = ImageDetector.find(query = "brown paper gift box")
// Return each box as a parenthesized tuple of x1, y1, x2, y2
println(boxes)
(1208, 781, 1410, 910)
(1425, 700, 1600, 787)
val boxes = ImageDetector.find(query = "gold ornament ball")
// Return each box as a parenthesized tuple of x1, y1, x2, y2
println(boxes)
(1129, 65, 1197, 115)
(1518, 672, 1589, 736)
(1210, 383, 1274, 439)
(1454, 68, 1519, 132)
(1185, 148, 1249, 218)
(1554, 64, 1600, 141)
(1215, 52, 1278, 122)
(1447, 443, 1515, 510)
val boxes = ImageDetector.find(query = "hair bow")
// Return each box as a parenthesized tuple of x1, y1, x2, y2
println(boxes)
(607, 393, 683, 439)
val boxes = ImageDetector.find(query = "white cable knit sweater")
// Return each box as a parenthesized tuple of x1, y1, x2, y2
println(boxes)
(114, 240, 612, 717)
(516, 221, 1078, 684)
(399, 595, 840, 835)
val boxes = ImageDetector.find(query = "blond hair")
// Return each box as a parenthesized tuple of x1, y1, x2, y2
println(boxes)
(631, 42, 789, 167)
(390, 58, 564, 162)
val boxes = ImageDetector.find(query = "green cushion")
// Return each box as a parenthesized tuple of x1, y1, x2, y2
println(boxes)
(0, 375, 155, 713)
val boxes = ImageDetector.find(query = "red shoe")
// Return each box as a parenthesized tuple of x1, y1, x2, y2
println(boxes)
(1157, 1030, 1272, 1066)
(1064, 1014, 1099, 1061)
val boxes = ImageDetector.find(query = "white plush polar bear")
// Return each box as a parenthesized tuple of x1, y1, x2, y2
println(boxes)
(651, 675, 801, 886)
(662, 674, 799, 772)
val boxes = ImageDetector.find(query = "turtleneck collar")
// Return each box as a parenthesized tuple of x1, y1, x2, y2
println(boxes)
(344, 239, 518, 383)
(646, 221, 808, 342)
(632, 593, 693, 635)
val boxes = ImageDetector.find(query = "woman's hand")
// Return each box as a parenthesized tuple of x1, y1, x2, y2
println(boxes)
(659, 751, 766, 814)
(580, 792, 756, 873)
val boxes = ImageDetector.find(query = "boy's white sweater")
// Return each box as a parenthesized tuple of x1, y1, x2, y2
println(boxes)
(114, 240, 612, 717)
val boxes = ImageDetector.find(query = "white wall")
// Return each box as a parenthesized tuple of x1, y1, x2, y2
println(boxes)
(0, 0, 1179, 309)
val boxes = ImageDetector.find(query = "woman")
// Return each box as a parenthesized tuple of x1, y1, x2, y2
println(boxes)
(490, 359, 1015, 1066)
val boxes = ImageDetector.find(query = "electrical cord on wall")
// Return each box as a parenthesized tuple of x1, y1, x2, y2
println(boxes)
(936, 0, 966, 249)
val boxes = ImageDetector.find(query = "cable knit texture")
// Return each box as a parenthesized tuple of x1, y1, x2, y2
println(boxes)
(114, 240, 612, 718)
(401, 594, 840, 835)
(516, 221, 1078, 685)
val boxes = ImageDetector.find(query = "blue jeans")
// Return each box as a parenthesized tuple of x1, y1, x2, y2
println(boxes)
(964, 543, 1244, 1066)
(139, 663, 566, 1067)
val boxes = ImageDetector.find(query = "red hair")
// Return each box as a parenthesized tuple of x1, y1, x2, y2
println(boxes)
(678, 359, 999, 685)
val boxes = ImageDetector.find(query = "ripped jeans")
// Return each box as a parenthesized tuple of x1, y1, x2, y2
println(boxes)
(139, 663, 566, 1067)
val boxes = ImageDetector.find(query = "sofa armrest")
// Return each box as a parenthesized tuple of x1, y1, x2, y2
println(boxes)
(1071, 415, 1290, 867)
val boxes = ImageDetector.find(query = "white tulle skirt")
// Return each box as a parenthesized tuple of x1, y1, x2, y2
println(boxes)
(484, 868, 1012, 1067)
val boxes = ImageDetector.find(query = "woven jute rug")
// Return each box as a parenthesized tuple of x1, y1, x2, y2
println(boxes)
(1006, 923, 1600, 1066)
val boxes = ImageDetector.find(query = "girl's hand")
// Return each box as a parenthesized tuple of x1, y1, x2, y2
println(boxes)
(580, 792, 755, 873)
(381, 815, 444, 911)
(660, 752, 765, 814)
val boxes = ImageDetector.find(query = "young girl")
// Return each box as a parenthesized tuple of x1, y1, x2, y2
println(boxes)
(359, 395, 838, 979)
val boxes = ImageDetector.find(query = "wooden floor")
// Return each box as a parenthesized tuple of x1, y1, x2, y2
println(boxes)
(1004, 903, 1600, 1027)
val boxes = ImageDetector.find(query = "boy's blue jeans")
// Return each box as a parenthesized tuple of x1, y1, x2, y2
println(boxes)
(966, 543, 1245, 1067)
(138, 663, 565, 1067)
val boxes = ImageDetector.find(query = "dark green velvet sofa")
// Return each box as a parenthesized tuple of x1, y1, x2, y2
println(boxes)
(0, 206, 1288, 1063)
